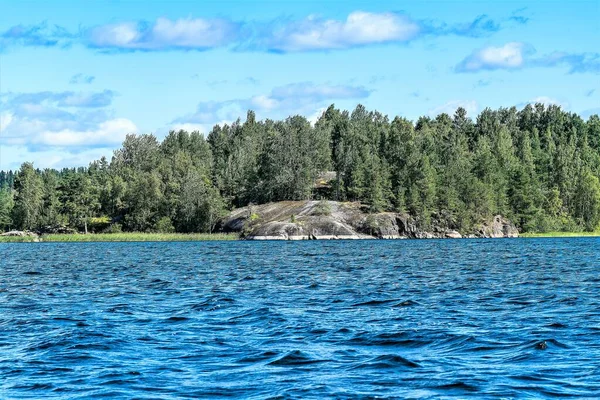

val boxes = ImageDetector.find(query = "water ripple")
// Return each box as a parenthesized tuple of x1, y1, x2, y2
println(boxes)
(0, 238, 599, 398)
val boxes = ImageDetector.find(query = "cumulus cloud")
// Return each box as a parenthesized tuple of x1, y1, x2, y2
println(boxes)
(249, 11, 528, 52)
(0, 90, 136, 154)
(457, 42, 600, 74)
(1, 116, 137, 153)
(174, 82, 371, 128)
(513, 96, 569, 112)
(258, 11, 421, 52)
(534, 52, 600, 74)
(518, 96, 569, 110)
(0, 112, 13, 133)
(0, 145, 119, 170)
(456, 42, 531, 72)
(87, 17, 240, 51)
(3, 10, 528, 53)
(428, 100, 478, 117)
(1, 111, 137, 150)
(32, 118, 137, 147)
(168, 121, 233, 137)
(529, 96, 564, 107)
(308, 107, 328, 126)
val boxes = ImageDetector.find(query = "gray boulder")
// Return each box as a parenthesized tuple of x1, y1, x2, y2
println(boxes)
(445, 230, 463, 239)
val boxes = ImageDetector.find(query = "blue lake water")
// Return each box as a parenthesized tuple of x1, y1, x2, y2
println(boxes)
(0, 239, 599, 398)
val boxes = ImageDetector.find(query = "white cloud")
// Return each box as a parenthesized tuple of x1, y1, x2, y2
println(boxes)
(151, 17, 235, 48)
(34, 118, 137, 147)
(308, 107, 327, 126)
(511, 96, 570, 112)
(456, 42, 530, 72)
(265, 11, 421, 52)
(3, 12, 526, 53)
(2, 114, 137, 148)
(174, 82, 371, 127)
(0, 112, 13, 133)
(170, 123, 207, 133)
(168, 121, 232, 135)
(429, 100, 478, 117)
(530, 96, 563, 107)
(456, 43, 599, 74)
(89, 22, 142, 47)
(1, 90, 138, 163)
(89, 17, 239, 50)
(518, 96, 569, 110)
(535, 52, 600, 74)
(0, 145, 118, 170)
(250, 95, 279, 110)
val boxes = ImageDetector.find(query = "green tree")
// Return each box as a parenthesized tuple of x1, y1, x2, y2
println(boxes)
(573, 168, 600, 231)
(59, 172, 99, 233)
(386, 116, 415, 210)
(0, 105, 598, 235)
(112, 134, 160, 173)
(0, 188, 14, 231)
(177, 169, 226, 233)
(40, 170, 63, 228)
(12, 163, 44, 231)
(123, 171, 163, 232)
(257, 115, 329, 201)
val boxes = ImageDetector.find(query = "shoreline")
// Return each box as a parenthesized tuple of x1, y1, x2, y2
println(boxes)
(520, 232, 600, 238)
(1, 231, 599, 243)
(0, 232, 239, 243)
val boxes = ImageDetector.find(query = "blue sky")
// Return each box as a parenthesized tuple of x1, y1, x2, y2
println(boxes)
(0, 0, 599, 170)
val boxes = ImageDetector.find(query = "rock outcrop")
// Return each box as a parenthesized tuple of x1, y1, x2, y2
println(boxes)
(221, 201, 370, 240)
(475, 215, 519, 238)
(220, 201, 519, 240)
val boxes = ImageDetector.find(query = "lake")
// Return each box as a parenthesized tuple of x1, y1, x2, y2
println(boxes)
(1, 239, 599, 398)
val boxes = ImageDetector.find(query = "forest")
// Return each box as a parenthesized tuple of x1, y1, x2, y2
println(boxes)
(1, 103, 600, 234)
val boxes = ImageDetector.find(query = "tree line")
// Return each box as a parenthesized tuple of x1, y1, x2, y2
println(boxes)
(1, 104, 599, 234)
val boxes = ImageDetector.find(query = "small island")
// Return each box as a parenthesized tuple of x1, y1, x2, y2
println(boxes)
(2, 2, 599, 398)
(1, 104, 599, 242)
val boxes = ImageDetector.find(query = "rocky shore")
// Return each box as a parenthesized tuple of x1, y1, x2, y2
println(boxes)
(220, 200, 519, 240)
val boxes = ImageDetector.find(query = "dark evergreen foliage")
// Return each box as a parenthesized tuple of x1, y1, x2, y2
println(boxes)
(1, 104, 599, 233)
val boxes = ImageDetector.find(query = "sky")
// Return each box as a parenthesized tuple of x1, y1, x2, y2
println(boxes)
(0, 0, 599, 170)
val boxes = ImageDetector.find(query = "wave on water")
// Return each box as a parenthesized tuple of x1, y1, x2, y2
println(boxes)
(1, 238, 599, 398)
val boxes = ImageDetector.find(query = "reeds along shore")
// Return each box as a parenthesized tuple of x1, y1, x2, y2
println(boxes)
(0, 232, 239, 243)
(1, 231, 600, 242)
(519, 231, 600, 238)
